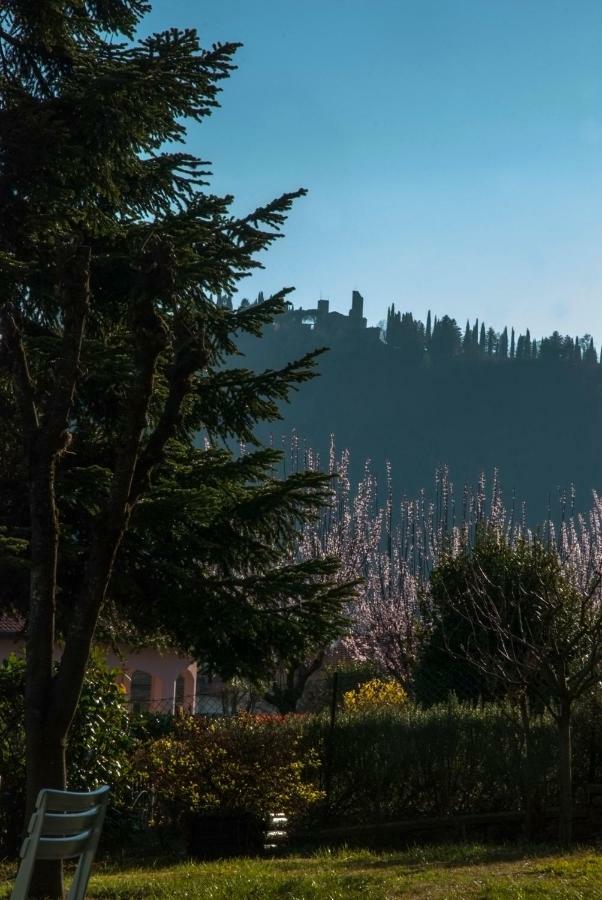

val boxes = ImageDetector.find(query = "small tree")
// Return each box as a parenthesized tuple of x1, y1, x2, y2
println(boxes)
(431, 528, 602, 844)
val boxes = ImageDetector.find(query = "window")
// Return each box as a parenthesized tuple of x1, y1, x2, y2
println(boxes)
(130, 670, 152, 713)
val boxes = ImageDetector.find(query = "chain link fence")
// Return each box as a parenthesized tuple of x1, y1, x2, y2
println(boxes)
(122, 691, 277, 717)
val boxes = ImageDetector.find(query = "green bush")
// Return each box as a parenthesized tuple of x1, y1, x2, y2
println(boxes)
(0, 653, 136, 855)
(139, 712, 323, 831)
(306, 699, 562, 826)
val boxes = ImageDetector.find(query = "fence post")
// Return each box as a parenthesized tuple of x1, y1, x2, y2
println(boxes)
(324, 672, 339, 810)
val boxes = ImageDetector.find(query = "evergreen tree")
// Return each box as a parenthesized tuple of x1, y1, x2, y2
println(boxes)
(430, 315, 462, 360)
(479, 322, 486, 354)
(398, 311, 424, 362)
(516, 334, 525, 359)
(425, 309, 432, 344)
(385, 304, 395, 343)
(472, 318, 479, 345)
(0, 5, 354, 894)
(539, 331, 566, 363)
(584, 337, 598, 367)
(486, 327, 496, 357)
(463, 319, 471, 353)
(510, 327, 515, 358)
(498, 326, 509, 358)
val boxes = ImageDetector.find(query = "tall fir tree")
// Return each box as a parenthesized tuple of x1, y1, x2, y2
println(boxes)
(0, 4, 354, 894)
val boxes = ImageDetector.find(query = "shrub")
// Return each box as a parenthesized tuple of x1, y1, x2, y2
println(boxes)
(139, 712, 323, 830)
(307, 698, 560, 826)
(0, 653, 135, 855)
(343, 678, 408, 712)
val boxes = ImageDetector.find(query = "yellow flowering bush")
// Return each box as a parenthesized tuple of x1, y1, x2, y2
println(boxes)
(138, 712, 323, 828)
(343, 677, 408, 712)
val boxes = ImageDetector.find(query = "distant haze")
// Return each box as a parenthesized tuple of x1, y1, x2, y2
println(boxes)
(145, 1, 602, 343)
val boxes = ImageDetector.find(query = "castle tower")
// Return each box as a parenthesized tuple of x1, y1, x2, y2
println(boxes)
(349, 290, 366, 328)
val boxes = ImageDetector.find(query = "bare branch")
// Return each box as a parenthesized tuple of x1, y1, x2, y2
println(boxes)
(45, 244, 90, 454)
(0, 306, 39, 443)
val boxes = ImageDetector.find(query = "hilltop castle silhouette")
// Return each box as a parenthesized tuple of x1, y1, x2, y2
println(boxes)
(233, 289, 602, 521)
(225, 289, 382, 344)
(277, 290, 382, 343)
(229, 289, 599, 367)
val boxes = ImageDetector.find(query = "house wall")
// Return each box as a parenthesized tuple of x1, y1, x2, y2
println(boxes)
(0, 636, 197, 715)
(104, 647, 197, 713)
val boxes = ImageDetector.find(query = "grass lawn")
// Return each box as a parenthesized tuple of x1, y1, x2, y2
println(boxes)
(1, 844, 602, 898)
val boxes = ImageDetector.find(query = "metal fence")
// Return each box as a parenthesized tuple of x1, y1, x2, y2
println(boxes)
(122, 692, 275, 717)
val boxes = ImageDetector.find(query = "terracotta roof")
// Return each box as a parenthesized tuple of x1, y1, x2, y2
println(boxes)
(0, 613, 25, 635)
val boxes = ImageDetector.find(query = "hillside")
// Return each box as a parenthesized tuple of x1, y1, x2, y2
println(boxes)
(235, 294, 602, 521)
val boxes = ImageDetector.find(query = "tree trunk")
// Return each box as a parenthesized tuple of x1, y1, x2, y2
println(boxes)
(558, 698, 573, 846)
(25, 455, 65, 898)
(25, 720, 67, 899)
(519, 694, 537, 841)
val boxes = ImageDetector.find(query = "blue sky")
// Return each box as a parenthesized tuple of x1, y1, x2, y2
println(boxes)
(143, 1, 602, 341)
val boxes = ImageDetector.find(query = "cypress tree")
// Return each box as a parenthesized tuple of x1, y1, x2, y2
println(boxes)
(584, 337, 598, 367)
(516, 334, 525, 359)
(463, 319, 471, 353)
(472, 318, 479, 345)
(510, 327, 515, 358)
(499, 326, 509, 358)
(479, 322, 487, 353)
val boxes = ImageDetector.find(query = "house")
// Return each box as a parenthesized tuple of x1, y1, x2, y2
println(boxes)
(0, 613, 278, 716)
(0, 613, 203, 714)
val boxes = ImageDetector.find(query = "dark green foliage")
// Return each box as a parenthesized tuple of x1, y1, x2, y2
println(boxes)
(385, 306, 425, 362)
(0, 654, 134, 856)
(0, 1, 355, 681)
(430, 315, 462, 359)
(313, 702, 541, 824)
(415, 534, 566, 704)
(237, 319, 602, 521)
(306, 699, 602, 828)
